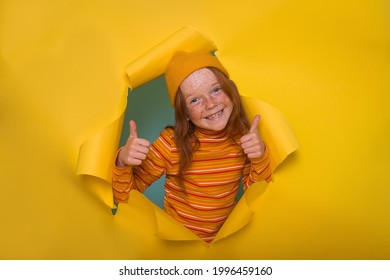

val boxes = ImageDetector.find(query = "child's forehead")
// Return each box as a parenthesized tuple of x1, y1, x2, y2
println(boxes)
(180, 68, 217, 95)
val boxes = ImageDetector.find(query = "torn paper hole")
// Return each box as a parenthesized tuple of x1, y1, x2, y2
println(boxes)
(76, 26, 299, 244)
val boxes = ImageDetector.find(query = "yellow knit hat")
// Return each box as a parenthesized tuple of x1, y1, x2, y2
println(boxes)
(165, 51, 229, 107)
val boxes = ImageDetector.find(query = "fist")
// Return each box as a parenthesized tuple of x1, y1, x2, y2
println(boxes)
(240, 115, 265, 159)
(116, 120, 150, 167)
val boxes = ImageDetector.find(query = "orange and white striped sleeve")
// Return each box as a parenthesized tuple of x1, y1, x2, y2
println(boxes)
(242, 146, 273, 191)
(112, 128, 173, 204)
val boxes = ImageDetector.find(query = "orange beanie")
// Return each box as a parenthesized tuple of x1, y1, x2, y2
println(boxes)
(165, 51, 229, 107)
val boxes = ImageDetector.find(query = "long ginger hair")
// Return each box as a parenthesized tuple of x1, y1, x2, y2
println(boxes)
(172, 67, 250, 189)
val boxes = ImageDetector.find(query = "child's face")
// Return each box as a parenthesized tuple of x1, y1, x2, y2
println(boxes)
(180, 68, 233, 132)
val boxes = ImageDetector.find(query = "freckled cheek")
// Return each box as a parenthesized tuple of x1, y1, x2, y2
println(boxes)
(215, 93, 231, 104)
(188, 106, 204, 120)
(218, 96, 233, 110)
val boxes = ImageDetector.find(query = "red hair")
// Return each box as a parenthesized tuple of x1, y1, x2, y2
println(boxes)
(172, 67, 250, 189)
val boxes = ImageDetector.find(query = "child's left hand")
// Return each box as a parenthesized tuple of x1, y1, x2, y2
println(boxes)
(240, 115, 265, 159)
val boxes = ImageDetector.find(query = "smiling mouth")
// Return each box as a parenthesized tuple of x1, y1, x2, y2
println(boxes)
(205, 109, 224, 120)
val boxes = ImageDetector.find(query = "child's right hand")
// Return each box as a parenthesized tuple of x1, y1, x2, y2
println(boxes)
(116, 120, 150, 168)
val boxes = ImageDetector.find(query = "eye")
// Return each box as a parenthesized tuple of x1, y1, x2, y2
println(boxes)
(190, 97, 200, 104)
(212, 87, 221, 93)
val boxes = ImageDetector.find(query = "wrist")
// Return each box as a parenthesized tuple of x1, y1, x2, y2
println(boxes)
(115, 147, 127, 168)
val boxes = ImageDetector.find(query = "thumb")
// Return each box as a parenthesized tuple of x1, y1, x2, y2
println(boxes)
(129, 120, 138, 138)
(249, 115, 261, 133)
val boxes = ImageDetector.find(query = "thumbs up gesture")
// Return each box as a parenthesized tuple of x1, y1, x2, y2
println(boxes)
(116, 120, 150, 168)
(240, 115, 265, 159)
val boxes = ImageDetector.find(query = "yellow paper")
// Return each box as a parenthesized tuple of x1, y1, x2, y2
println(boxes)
(1, 0, 389, 259)
(241, 96, 300, 171)
(125, 26, 217, 90)
(76, 101, 126, 183)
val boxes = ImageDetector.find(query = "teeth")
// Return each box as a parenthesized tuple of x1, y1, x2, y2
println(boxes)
(206, 111, 222, 120)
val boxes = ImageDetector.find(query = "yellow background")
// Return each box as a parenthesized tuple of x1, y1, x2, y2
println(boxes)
(1, 0, 389, 259)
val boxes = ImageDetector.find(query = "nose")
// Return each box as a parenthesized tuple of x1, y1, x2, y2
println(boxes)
(205, 96, 217, 110)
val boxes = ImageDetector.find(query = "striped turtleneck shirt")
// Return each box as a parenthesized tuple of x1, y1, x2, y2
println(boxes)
(112, 127, 272, 243)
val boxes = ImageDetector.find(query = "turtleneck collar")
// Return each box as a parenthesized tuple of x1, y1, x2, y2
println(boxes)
(194, 126, 228, 139)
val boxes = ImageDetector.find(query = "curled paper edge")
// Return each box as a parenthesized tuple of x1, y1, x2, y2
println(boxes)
(240, 96, 300, 171)
(124, 26, 218, 90)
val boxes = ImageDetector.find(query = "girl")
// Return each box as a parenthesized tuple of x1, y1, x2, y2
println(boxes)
(112, 51, 272, 243)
